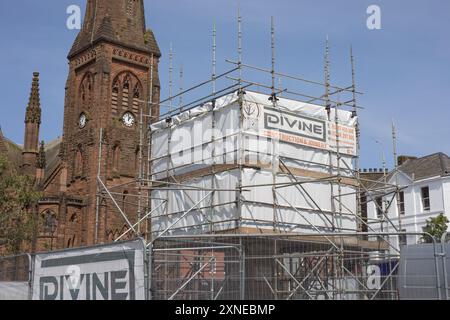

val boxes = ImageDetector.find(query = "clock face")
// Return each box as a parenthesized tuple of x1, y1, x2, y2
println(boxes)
(79, 113, 87, 128)
(122, 112, 135, 127)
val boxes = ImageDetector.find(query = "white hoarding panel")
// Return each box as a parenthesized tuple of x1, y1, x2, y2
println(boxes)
(0, 282, 29, 300)
(32, 240, 146, 300)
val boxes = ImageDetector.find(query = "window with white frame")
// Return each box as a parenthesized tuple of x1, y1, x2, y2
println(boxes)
(376, 197, 383, 219)
(399, 191, 405, 215)
(399, 229, 407, 246)
(421, 186, 430, 212)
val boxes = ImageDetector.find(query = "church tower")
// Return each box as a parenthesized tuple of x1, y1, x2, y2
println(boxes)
(22, 72, 42, 177)
(59, 0, 161, 248)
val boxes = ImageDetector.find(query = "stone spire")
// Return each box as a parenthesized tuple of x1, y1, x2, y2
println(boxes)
(25, 72, 41, 125)
(68, 0, 160, 58)
(22, 72, 42, 177)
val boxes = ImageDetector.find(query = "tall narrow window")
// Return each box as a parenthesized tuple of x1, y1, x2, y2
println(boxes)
(112, 80, 120, 115)
(80, 85, 86, 102)
(75, 147, 83, 177)
(399, 191, 405, 215)
(421, 186, 430, 211)
(376, 197, 383, 219)
(113, 145, 120, 172)
(360, 193, 368, 234)
(132, 85, 140, 114)
(67, 235, 75, 248)
(122, 76, 130, 110)
(122, 191, 129, 212)
(399, 229, 407, 246)
(80, 73, 94, 110)
(134, 147, 140, 174)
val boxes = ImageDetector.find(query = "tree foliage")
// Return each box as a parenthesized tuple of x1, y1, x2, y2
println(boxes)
(422, 213, 449, 243)
(0, 156, 41, 255)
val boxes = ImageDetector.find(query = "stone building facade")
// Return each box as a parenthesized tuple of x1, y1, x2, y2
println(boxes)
(0, 0, 161, 251)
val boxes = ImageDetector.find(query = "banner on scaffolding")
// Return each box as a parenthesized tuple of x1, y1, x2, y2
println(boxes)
(243, 100, 357, 156)
(32, 239, 146, 301)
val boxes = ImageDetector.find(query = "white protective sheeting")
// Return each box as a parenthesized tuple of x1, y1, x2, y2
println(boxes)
(151, 168, 357, 234)
(0, 282, 29, 300)
(151, 99, 240, 180)
(151, 90, 356, 180)
(150, 90, 358, 235)
(151, 170, 240, 235)
(240, 168, 356, 232)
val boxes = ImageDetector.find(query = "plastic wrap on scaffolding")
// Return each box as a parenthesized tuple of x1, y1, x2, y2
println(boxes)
(150, 90, 358, 235)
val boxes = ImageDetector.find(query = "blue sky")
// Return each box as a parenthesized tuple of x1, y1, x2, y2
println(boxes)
(0, 0, 449, 169)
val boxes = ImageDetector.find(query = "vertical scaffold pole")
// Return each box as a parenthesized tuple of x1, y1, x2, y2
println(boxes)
(269, 16, 279, 232)
(392, 120, 403, 235)
(238, 7, 243, 89)
(169, 43, 174, 115)
(179, 64, 184, 110)
(271, 16, 276, 100)
(138, 100, 144, 235)
(212, 19, 217, 96)
(95, 128, 103, 244)
(147, 54, 154, 241)
(237, 7, 244, 230)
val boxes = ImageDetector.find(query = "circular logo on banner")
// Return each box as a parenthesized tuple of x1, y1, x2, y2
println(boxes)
(243, 102, 260, 118)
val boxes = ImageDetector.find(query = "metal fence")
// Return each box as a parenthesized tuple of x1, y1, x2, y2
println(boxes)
(1, 233, 449, 300)
(150, 234, 404, 300)
(0, 254, 32, 300)
(397, 232, 450, 300)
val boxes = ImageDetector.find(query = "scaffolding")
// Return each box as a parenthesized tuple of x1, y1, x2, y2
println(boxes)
(93, 14, 410, 300)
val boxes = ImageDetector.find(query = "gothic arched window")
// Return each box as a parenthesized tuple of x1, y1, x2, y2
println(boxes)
(70, 213, 79, 223)
(112, 80, 120, 115)
(41, 210, 58, 235)
(67, 236, 76, 248)
(79, 73, 94, 110)
(111, 72, 143, 118)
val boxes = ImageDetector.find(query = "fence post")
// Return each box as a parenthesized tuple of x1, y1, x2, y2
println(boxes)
(431, 235, 442, 300)
(240, 245, 245, 300)
(26, 253, 33, 301)
(147, 243, 153, 301)
(441, 232, 449, 300)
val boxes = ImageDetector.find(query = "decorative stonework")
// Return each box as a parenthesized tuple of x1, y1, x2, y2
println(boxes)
(25, 72, 41, 124)
(36, 141, 46, 169)
(112, 48, 150, 66)
(73, 50, 97, 68)
(9, 0, 162, 251)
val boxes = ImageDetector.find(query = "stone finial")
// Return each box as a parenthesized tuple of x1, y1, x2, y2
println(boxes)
(25, 72, 42, 124)
(36, 140, 46, 169)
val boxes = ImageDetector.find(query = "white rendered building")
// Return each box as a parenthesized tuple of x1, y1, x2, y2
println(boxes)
(366, 153, 450, 249)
